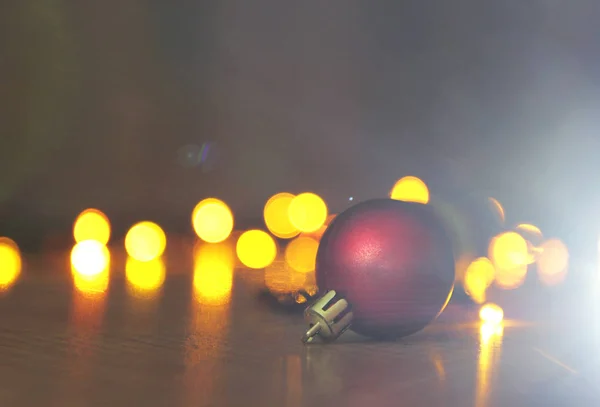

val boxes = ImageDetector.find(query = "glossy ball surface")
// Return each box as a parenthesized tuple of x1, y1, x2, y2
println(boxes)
(316, 199, 455, 339)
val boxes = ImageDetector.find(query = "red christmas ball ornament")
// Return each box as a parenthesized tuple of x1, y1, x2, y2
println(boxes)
(302, 198, 455, 343)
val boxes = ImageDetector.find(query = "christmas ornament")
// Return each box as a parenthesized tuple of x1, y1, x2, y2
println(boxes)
(302, 198, 455, 343)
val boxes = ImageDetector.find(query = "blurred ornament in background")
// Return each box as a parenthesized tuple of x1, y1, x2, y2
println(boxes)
(302, 199, 455, 343)
(464, 257, 496, 304)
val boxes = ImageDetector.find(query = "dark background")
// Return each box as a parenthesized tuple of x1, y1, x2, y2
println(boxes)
(2, 1, 600, 257)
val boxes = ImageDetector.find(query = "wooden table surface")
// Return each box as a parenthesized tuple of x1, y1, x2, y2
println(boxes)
(0, 242, 598, 407)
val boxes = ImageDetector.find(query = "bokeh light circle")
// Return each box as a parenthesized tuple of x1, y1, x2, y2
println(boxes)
(288, 193, 328, 233)
(479, 303, 504, 325)
(264, 193, 299, 239)
(71, 240, 110, 276)
(236, 230, 277, 269)
(73, 208, 111, 245)
(125, 221, 167, 262)
(284, 236, 319, 273)
(0, 237, 22, 289)
(390, 176, 429, 204)
(192, 198, 234, 243)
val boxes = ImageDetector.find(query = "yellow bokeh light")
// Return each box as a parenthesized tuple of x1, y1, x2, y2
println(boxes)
(192, 198, 234, 243)
(71, 241, 110, 295)
(536, 239, 569, 286)
(263, 193, 300, 239)
(464, 257, 496, 304)
(236, 230, 277, 269)
(390, 176, 429, 204)
(284, 236, 319, 273)
(489, 231, 531, 270)
(489, 232, 530, 290)
(193, 242, 234, 306)
(126, 257, 166, 296)
(288, 193, 328, 233)
(265, 260, 307, 295)
(125, 221, 167, 262)
(479, 303, 504, 325)
(73, 208, 111, 245)
(71, 240, 110, 277)
(0, 237, 22, 290)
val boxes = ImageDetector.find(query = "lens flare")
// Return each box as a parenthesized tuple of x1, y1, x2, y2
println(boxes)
(236, 230, 277, 269)
(285, 236, 319, 273)
(125, 221, 167, 262)
(0, 237, 22, 290)
(263, 193, 299, 239)
(73, 208, 111, 245)
(126, 257, 166, 296)
(536, 239, 569, 286)
(192, 198, 234, 243)
(193, 242, 234, 306)
(288, 193, 328, 233)
(479, 303, 504, 325)
(390, 176, 429, 204)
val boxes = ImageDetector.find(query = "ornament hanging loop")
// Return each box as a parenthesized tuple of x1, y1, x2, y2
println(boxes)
(301, 290, 353, 344)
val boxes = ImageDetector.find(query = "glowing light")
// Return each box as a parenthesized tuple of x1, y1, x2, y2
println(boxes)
(192, 198, 234, 243)
(488, 197, 505, 224)
(0, 237, 21, 290)
(390, 176, 429, 204)
(71, 241, 110, 295)
(193, 242, 234, 305)
(73, 208, 111, 245)
(125, 221, 167, 262)
(126, 257, 166, 296)
(263, 193, 300, 239)
(288, 193, 328, 233)
(265, 260, 307, 295)
(464, 257, 496, 304)
(302, 213, 336, 240)
(536, 239, 569, 286)
(489, 232, 530, 290)
(71, 240, 110, 276)
(236, 230, 277, 269)
(285, 236, 319, 273)
(479, 303, 504, 325)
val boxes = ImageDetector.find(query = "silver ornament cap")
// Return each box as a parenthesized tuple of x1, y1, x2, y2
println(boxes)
(301, 290, 353, 344)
